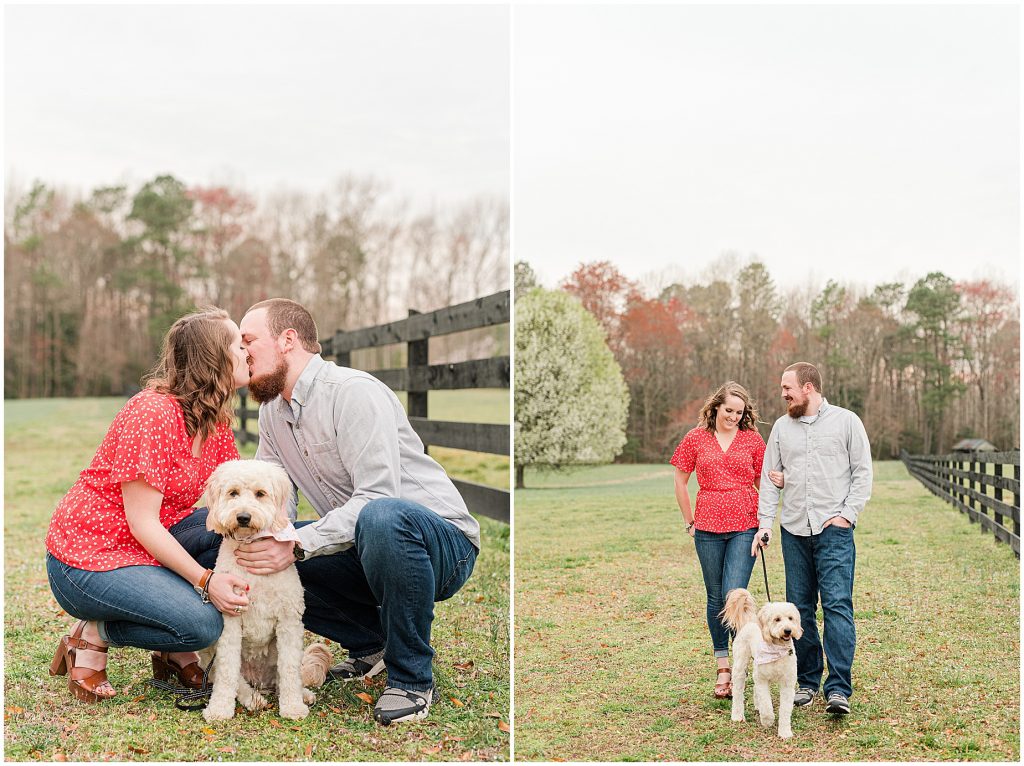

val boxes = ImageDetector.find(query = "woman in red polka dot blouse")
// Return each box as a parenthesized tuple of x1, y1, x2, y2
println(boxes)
(46, 308, 253, 703)
(670, 381, 776, 700)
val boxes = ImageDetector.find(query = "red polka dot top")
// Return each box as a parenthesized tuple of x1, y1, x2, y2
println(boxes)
(46, 389, 240, 571)
(669, 427, 766, 533)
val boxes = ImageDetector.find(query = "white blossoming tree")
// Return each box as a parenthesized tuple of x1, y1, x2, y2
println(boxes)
(514, 288, 629, 488)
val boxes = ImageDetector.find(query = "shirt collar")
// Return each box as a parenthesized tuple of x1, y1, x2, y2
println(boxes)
(272, 354, 327, 421)
(800, 397, 830, 424)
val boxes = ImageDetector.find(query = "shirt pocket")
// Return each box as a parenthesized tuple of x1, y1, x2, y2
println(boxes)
(811, 436, 848, 478)
(307, 439, 350, 491)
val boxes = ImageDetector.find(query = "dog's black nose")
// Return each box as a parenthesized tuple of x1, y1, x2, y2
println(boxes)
(237, 512, 251, 527)
(783, 629, 791, 637)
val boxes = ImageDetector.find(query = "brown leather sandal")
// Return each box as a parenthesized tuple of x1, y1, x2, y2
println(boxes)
(714, 666, 732, 699)
(49, 621, 117, 702)
(151, 651, 206, 689)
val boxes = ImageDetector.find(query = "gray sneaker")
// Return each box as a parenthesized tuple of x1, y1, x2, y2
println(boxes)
(372, 685, 439, 725)
(825, 692, 851, 715)
(793, 687, 817, 707)
(328, 649, 385, 682)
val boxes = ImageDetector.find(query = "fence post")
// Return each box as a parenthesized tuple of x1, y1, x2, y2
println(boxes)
(1015, 460, 1021, 541)
(239, 389, 249, 445)
(407, 309, 428, 454)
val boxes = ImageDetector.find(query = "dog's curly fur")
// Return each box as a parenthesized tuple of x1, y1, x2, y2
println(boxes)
(200, 459, 332, 721)
(721, 587, 803, 739)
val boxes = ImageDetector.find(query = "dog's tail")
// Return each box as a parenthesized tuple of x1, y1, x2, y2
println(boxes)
(300, 643, 334, 688)
(720, 588, 758, 633)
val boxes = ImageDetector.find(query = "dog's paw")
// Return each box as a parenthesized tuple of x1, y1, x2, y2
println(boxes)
(731, 712, 745, 723)
(241, 690, 271, 712)
(778, 727, 793, 739)
(203, 703, 236, 722)
(279, 701, 310, 720)
(759, 713, 775, 728)
(302, 688, 317, 705)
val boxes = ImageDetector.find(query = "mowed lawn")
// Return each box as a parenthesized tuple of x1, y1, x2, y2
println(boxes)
(514, 462, 1019, 762)
(4, 395, 509, 762)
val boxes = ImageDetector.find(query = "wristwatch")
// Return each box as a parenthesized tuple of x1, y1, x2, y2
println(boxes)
(194, 569, 215, 603)
(293, 543, 306, 561)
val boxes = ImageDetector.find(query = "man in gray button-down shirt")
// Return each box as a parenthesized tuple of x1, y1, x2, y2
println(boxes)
(754, 362, 872, 716)
(232, 299, 480, 725)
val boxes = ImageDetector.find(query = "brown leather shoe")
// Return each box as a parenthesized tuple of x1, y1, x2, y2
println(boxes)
(49, 621, 117, 702)
(152, 652, 207, 689)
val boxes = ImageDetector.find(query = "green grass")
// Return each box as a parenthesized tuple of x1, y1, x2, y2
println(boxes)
(514, 461, 1019, 762)
(4, 397, 509, 761)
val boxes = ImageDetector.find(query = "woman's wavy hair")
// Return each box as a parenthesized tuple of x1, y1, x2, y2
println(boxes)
(696, 381, 759, 432)
(144, 307, 236, 441)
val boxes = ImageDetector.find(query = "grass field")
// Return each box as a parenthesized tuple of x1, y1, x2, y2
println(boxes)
(514, 462, 1020, 762)
(4, 396, 509, 762)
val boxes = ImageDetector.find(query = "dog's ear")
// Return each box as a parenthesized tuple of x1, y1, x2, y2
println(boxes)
(757, 604, 774, 642)
(204, 462, 230, 531)
(266, 462, 291, 532)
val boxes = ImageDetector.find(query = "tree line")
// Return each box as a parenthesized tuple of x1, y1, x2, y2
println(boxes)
(5, 175, 509, 399)
(516, 259, 1019, 462)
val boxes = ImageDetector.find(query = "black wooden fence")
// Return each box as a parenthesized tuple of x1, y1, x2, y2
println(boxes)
(235, 291, 510, 523)
(900, 449, 1020, 558)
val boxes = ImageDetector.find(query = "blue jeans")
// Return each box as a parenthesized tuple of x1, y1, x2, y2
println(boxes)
(781, 525, 856, 698)
(175, 498, 477, 693)
(692, 528, 758, 657)
(46, 552, 223, 651)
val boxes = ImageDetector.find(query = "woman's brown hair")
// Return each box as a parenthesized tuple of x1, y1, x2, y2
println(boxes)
(696, 381, 759, 432)
(144, 308, 237, 441)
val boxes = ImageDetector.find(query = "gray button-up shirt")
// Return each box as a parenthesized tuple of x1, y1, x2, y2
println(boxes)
(757, 399, 873, 536)
(255, 355, 481, 557)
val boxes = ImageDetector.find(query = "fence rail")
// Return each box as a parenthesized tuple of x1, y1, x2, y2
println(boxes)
(235, 291, 510, 523)
(900, 449, 1020, 558)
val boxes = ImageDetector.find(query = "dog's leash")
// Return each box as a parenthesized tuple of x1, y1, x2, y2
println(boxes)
(147, 655, 215, 711)
(759, 532, 773, 603)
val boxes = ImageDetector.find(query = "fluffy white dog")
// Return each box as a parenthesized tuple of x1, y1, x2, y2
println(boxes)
(201, 459, 331, 721)
(721, 587, 803, 739)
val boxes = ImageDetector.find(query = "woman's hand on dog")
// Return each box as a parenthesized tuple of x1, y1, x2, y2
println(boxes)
(207, 572, 250, 616)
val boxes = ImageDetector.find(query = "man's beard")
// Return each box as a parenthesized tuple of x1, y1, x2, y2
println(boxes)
(786, 397, 809, 419)
(247, 358, 289, 403)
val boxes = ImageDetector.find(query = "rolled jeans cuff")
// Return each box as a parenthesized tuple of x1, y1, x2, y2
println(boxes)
(96, 620, 117, 647)
(387, 679, 435, 694)
(714, 648, 730, 659)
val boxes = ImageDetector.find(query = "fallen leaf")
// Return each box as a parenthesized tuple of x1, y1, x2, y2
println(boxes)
(329, 706, 342, 714)
(127, 746, 149, 754)
(304, 744, 313, 757)
(498, 720, 510, 733)
(216, 747, 235, 753)
(53, 754, 68, 762)
(450, 697, 465, 707)
(202, 728, 216, 736)
(270, 719, 282, 728)
(6, 707, 25, 715)
(420, 746, 443, 755)
(355, 692, 374, 704)
(453, 660, 475, 671)
(474, 595, 485, 603)
(147, 713, 157, 721)
(131, 695, 146, 703)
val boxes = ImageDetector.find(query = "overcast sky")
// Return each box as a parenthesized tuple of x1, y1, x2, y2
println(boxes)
(4, 4, 509, 210)
(513, 4, 1020, 293)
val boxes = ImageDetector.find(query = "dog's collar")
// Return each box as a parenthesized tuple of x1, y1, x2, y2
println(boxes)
(754, 637, 795, 665)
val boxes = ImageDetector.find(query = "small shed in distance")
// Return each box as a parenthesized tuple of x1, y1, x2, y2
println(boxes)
(952, 438, 998, 453)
